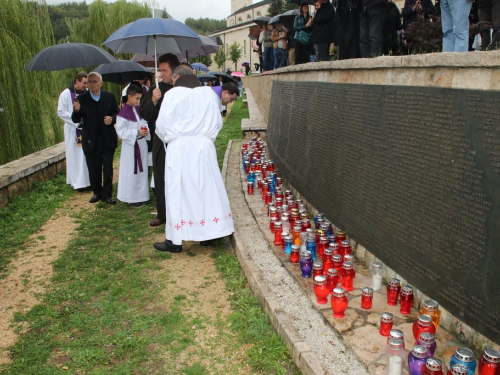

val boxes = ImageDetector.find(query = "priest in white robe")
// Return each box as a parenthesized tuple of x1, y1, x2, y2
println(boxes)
(57, 72, 90, 190)
(154, 65, 239, 253)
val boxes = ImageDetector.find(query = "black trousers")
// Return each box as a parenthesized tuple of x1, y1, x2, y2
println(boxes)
(478, 0, 500, 50)
(152, 134, 166, 221)
(295, 41, 310, 64)
(359, 3, 386, 58)
(84, 136, 115, 199)
(336, 5, 361, 60)
(314, 43, 330, 61)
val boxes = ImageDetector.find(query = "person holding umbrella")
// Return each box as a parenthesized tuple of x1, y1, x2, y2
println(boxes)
(294, 3, 313, 65)
(71, 72, 120, 204)
(307, 0, 336, 61)
(57, 71, 91, 192)
(139, 53, 181, 227)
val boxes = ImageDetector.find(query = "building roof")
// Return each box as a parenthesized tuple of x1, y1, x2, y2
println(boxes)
(228, 0, 271, 17)
(210, 20, 255, 36)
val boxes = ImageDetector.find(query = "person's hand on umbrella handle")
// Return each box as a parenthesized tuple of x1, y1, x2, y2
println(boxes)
(73, 99, 80, 112)
(152, 88, 161, 105)
(103, 116, 112, 125)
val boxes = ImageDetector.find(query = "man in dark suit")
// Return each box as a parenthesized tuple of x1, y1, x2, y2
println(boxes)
(72, 72, 119, 204)
(140, 53, 180, 226)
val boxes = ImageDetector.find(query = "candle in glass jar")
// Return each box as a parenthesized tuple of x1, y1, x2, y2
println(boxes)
(323, 248, 334, 274)
(422, 358, 444, 375)
(419, 300, 441, 331)
(306, 237, 317, 261)
(386, 278, 401, 306)
(340, 240, 352, 262)
(247, 182, 254, 194)
(478, 349, 500, 375)
(450, 347, 477, 375)
(332, 254, 343, 273)
(408, 345, 429, 375)
(361, 287, 373, 310)
(331, 287, 348, 318)
(340, 261, 355, 292)
(336, 230, 346, 245)
(400, 286, 414, 314)
(314, 212, 324, 227)
(312, 261, 324, 278)
(412, 314, 436, 342)
(290, 245, 300, 263)
(284, 235, 293, 254)
(326, 268, 339, 292)
(292, 225, 301, 246)
(318, 236, 329, 259)
(273, 222, 283, 246)
(417, 332, 436, 357)
(380, 312, 394, 336)
(314, 275, 329, 304)
(329, 242, 340, 255)
(275, 197, 283, 207)
(388, 329, 404, 347)
(281, 231, 288, 251)
(370, 261, 383, 291)
(301, 219, 311, 231)
(386, 338, 406, 375)
(299, 251, 312, 277)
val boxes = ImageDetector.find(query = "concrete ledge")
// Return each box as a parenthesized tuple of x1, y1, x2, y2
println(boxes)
(0, 142, 66, 207)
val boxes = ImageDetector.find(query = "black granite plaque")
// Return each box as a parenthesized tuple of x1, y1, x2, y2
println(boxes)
(267, 81, 500, 344)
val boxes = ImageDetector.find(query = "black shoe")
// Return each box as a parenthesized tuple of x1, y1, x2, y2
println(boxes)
(154, 240, 182, 253)
(104, 198, 117, 205)
(130, 201, 147, 208)
(89, 195, 100, 203)
(200, 238, 222, 246)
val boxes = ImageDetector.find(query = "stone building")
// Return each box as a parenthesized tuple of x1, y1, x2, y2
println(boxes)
(209, 0, 271, 72)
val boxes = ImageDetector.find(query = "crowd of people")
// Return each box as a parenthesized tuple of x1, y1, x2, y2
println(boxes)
(57, 54, 240, 253)
(253, 0, 499, 71)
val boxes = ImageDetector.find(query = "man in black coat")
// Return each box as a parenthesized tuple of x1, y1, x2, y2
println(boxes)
(308, 0, 336, 61)
(139, 53, 180, 227)
(359, 0, 388, 57)
(72, 72, 119, 204)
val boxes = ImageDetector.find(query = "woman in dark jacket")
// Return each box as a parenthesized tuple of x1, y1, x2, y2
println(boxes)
(383, 0, 402, 55)
(294, 3, 313, 64)
(308, 0, 336, 61)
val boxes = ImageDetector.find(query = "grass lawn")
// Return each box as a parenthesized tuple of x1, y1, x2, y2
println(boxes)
(0, 97, 300, 374)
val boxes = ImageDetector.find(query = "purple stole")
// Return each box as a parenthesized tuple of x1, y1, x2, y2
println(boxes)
(69, 89, 83, 145)
(211, 86, 223, 99)
(118, 105, 144, 175)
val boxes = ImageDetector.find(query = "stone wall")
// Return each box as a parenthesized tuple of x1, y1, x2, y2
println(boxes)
(242, 51, 500, 353)
(0, 143, 66, 207)
(242, 50, 500, 121)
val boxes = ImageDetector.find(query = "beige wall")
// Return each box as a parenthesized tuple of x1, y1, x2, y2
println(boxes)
(242, 51, 500, 121)
(210, 26, 258, 72)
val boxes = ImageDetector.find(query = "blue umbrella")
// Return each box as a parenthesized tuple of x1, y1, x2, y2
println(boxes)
(103, 18, 202, 85)
(192, 63, 209, 72)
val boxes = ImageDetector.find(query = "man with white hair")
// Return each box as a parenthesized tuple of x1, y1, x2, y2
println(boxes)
(72, 72, 120, 204)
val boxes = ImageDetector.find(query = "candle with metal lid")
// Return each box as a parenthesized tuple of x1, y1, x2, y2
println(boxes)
(299, 250, 312, 277)
(422, 358, 444, 375)
(388, 329, 404, 347)
(322, 248, 334, 274)
(326, 268, 339, 292)
(336, 230, 346, 244)
(340, 240, 353, 263)
(312, 261, 324, 278)
(386, 338, 406, 375)
(329, 242, 340, 255)
(314, 275, 329, 304)
(417, 332, 436, 357)
(340, 261, 355, 292)
(290, 244, 300, 263)
(412, 314, 436, 341)
(450, 347, 477, 375)
(306, 237, 317, 261)
(447, 364, 469, 375)
(292, 225, 301, 246)
(386, 278, 401, 306)
(478, 348, 500, 375)
(361, 287, 373, 310)
(332, 254, 343, 273)
(408, 345, 429, 375)
(380, 312, 394, 336)
(419, 300, 441, 331)
(331, 287, 348, 318)
(400, 286, 414, 314)
(370, 261, 383, 291)
(273, 222, 283, 246)
(284, 235, 293, 255)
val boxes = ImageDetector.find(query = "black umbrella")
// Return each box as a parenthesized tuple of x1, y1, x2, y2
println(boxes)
(198, 74, 218, 84)
(254, 16, 272, 25)
(25, 43, 116, 71)
(279, 9, 300, 30)
(93, 60, 151, 85)
(212, 72, 236, 84)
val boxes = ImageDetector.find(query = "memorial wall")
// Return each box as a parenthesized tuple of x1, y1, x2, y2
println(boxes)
(242, 52, 500, 347)
(268, 80, 500, 344)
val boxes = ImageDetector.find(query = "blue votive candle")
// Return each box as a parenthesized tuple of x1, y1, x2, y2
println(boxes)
(450, 347, 477, 375)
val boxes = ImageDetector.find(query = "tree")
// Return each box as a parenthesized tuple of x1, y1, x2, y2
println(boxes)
(228, 41, 242, 71)
(185, 17, 226, 35)
(161, 7, 172, 19)
(267, 0, 297, 16)
(188, 54, 212, 67)
(213, 48, 226, 71)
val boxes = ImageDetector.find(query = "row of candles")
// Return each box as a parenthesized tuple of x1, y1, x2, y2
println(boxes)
(241, 139, 500, 375)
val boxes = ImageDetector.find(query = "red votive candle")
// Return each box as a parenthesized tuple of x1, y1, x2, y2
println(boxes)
(399, 286, 414, 315)
(314, 275, 329, 304)
(386, 278, 401, 306)
(361, 287, 373, 310)
(380, 312, 394, 336)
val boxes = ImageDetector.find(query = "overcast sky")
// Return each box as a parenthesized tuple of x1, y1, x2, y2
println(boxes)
(43, 0, 232, 23)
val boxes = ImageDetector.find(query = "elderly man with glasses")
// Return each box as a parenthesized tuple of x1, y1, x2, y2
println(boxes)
(72, 72, 120, 204)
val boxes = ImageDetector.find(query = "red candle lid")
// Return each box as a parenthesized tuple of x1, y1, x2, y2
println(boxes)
(388, 278, 400, 287)
(291, 245, 300, 253)
(342, 261, 354, 270)
(425, 358, 442, 371)
(341, 240, 350, 248)
(332, 254, 343, 262)
(329, 242, 339, 250)
(401, 286, 414, 295)
(381, 312, 394, 323)
(324, 248, 333, 256)
(483, 348, 500, 363)
(411, 345, 429, 359)
(418, 332, 435, 344)
(314, 275, 327, 285)
(327, 268, 338, 276)
(333, 287, 346, 297)
(362, 287, 374, 297)
(417, 314, 433, 326)
(274, 222, 282, 229)
(344, 254, 354, 263)
(449, 364, 468, 375)
(313, 262, 324, 271)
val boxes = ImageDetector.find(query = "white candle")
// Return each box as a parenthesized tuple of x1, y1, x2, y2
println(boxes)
(372, 274, 382, 291)
(388, 355, 402, 375)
